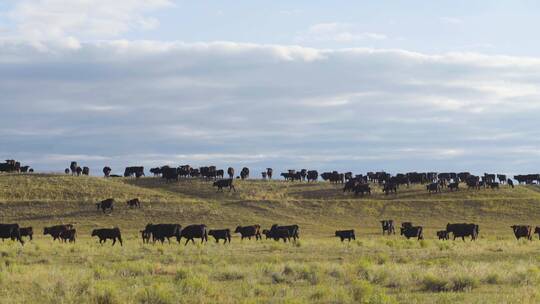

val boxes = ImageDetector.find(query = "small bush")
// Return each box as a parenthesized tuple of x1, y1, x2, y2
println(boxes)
(484, 273, 500, 285)
(450, 275, 478, 292)
(421, 275, 450, 292)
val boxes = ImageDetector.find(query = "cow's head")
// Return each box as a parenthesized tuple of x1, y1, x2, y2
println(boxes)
(234, 226, 242, 233)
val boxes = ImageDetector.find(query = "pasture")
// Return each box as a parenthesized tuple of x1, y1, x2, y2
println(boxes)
(1, 173, 540, 303)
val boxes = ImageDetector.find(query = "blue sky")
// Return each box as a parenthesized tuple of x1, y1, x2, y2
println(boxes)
(1, 1, 540, 175)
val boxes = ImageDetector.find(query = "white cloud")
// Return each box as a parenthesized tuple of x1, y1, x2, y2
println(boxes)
(298, 22, 387, 43)
(5, 0, 172, 48)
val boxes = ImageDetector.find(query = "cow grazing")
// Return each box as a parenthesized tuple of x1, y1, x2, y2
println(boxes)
(43, 224, 73, 241)
(60, 229, 76, 243)
(76, 166, 82, 176)
(335, 230, 355, 242)
(19, 227, 33, 241)
(97, 198, 114, 213)
(0, 224, 24, 244)
(180, 224, 208, 245)
(400, 226, 423, 240)
(234, 225, 261, 240)
(353, 183, 371, 196)
(213, 179, 235, 192)
(511, 225, 532, 240)
(446, 223, 479, 241)
(270, 224, 299, 241)
(208, 229, 231, 244)
(91, 228, 123, 246)
(126, 198, 141, 208)
(437, 230, 449, 240)
(262, 228, 291, 242)
(381, 220, 395, 235)
(144, 223, 182, 244)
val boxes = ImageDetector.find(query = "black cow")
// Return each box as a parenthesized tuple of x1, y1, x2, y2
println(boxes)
(353, 184, 371, 196)
(437, 230, 449, 240)
(262, 228, 291, 242)
(70, 161, 78, 175)
(446, 223, 479, 241)
(307, 170, 318, 182)
(144, 223, 182, 244)
(508, 179, 515, 188)
(426, 182, 441, 193)
(76, 166, 83, 176)
(180, 224, 208, 245)
(511, 225, 532, 240)
(82, 167, 90, 176)
(234, 225, 261, 240)
(140, 229, 151, 243)
(60, 229, 76, 243)
(44, 224, 73, 241)
(270, 224, 299, 241)
(400, 226, 423, 240)
(383, 183, 397, 195)
(240, 167, 250, 180)
(227, 167, 235, 179)
(335, 230, 355, 242)
(208, 229, 231, 244)
(103, 166, 112, 177)
(213, 179, 235, 192)
(0, 224, 24, 244)
(92, 228, 123, 246)
(448, 182, 459, 191)
(127, 198, 141, 208)
(124, 166, 145, 178)
(97, 198, 114, 213)
(381, 220, 395, 235)
(64, 168, 70, 174)
(19, 227, 33, 241)
(161, 166, 179, 182)
(267, 168, 273, 179)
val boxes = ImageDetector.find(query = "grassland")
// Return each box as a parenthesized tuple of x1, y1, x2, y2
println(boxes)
(1, 173, 540, 303)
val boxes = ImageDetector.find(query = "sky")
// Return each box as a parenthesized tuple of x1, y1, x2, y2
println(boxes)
(1, 0, 540, 175)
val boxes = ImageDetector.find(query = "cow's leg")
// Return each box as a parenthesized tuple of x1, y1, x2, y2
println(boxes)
(112, 238, 116, 246)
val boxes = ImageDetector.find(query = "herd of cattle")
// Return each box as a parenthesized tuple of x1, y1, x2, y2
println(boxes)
(2, 220, 539, 246)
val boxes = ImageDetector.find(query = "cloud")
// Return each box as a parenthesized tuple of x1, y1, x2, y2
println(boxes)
(2, 40, 540, 174)
(4, 0, 172, 48)
(297, 22, 387, 43)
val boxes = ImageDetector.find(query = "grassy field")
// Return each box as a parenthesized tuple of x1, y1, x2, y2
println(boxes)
(1, 173, 540, 303)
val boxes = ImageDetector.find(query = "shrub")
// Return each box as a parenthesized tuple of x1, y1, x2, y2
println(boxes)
(421, 275, 450, 292)
(450, 275, 478, 292)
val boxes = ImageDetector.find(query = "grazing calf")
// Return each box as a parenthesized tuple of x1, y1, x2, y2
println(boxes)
(91, 228, 123, 246)
(0, 224, 24, 245)
(180, 224, 208, 245)
(335, 230, 355, 242)
(262, 228, 291, 242)
(208, 229, 231, 244)
(400, 226, 423, 240)
(511, 225, 532, 240)
(381, 220, 395, 235)
(19, 227, 33, 241)
(44, 224, 73, 241)
(97, 198, 114, 213)
(126, 198, 141, 208)
(270, 224, 299, 241)
(446, 223, 479, 241)
(213, 179, 236, 192)
(60, 229, 76, 243)
(437, 230, 449, 240)
(234, 225, 261, 240)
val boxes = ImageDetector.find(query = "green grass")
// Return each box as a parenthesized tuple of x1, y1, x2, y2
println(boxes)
(1, 173, 540, 303)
